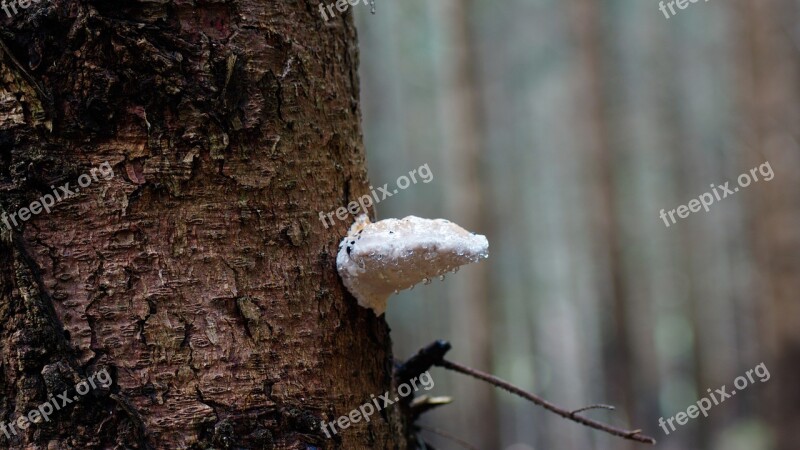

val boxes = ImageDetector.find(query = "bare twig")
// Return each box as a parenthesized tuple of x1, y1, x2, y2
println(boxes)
(396, 340, 452, 385)
(436, 359, 656, 445)
(418, 424, 480, 450)
(570, 403, 616, 416)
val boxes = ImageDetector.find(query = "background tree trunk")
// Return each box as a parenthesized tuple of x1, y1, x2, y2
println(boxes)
(736, 0, 800, 448)
(436, 0, 498, 448)
(0, 1, 408, 448)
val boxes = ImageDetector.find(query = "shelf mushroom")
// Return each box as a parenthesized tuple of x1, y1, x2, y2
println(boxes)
(336, 214, 489, 315)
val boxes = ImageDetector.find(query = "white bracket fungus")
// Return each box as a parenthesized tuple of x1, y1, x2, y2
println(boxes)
(336, 214, 489, 315)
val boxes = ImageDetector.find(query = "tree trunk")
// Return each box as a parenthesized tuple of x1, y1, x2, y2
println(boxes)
(0, 1, 409, 448)
(566, 3, 638, 449)
(436, 0, 498, 448)
(735, 0, 800, 447)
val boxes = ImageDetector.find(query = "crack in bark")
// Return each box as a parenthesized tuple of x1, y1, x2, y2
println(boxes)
(109, 393, 152, 450)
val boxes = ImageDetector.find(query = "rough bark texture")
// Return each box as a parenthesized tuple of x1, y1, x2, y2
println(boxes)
(0, 1, 409, 448)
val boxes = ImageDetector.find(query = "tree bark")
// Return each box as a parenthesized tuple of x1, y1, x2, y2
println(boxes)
(0, 1, 409, 448)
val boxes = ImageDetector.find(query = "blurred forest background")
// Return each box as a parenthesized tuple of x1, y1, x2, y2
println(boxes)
(354, 0, 800, 449)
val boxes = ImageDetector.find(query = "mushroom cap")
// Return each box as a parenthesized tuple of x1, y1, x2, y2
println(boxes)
(336, 215, 489, 315)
